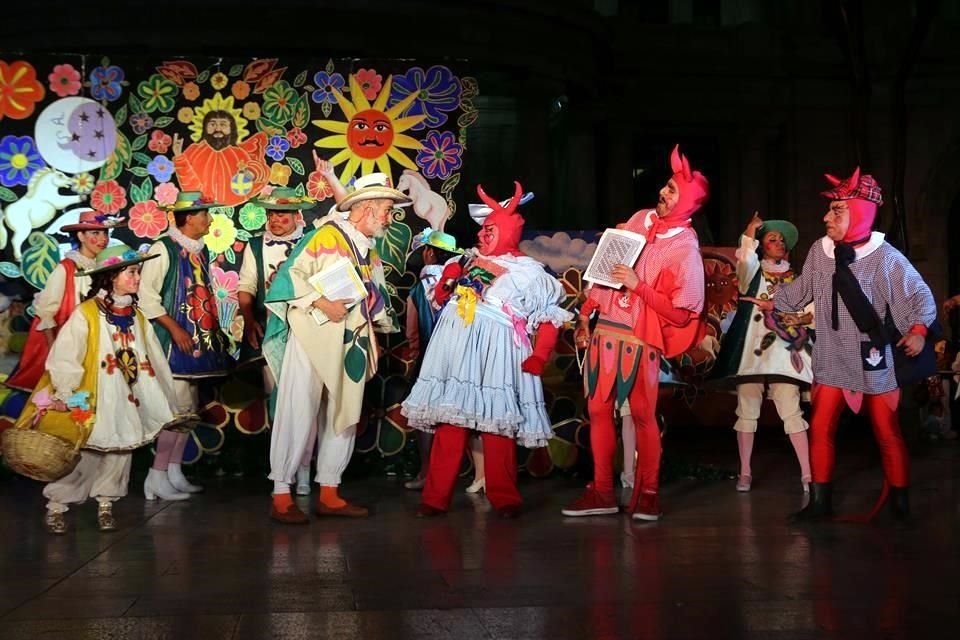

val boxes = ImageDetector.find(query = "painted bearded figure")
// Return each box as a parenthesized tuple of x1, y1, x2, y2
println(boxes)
(751, 168, 937, 523)
(402, 182, 573, 518)
(564, 145, 707, 522)
(172, 109, 269, 207)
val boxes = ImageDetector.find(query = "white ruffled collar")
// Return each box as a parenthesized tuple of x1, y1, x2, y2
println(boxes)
(66, 250, 97, 271)
(264, 223, 305, 244)
(167, 225, 206, 254)
(761, 258, 791, 274)
(820, 231, 885, 261)
(96, 291, 134, 308)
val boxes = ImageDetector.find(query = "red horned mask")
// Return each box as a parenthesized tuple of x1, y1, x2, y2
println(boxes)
(665, 144, 710, 224)
(821, 166, 883, 242)
(476, 182, 525, 257)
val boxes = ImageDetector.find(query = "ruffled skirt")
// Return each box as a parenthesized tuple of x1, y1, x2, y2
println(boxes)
(401, 303, 552, 448)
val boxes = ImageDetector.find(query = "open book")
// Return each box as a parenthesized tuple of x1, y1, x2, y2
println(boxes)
(306, 256, 367, 325)
(583, 228, 647, 289)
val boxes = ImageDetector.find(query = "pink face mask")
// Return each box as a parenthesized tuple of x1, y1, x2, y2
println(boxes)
(843, 198, 877, 243)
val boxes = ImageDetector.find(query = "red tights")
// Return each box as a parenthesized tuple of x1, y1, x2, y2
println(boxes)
(587, 349, 662, 498)
(809, 384, 908, 487)
(421, 425, 521, 511)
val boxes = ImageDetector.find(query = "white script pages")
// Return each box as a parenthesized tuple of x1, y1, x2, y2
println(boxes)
(583, 228, 647, 289)
(306, 256, 368, 325)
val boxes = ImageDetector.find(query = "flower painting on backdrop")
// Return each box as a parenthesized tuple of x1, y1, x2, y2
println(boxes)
(0, 53, 479, 463)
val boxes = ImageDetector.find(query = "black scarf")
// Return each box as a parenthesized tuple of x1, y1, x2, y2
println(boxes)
(831, 236, 886, 346)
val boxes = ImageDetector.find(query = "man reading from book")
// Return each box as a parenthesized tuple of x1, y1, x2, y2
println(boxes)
(261, 173, 409, 523)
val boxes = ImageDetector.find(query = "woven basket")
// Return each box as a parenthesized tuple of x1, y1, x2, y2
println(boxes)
(0, 428, 81, 483)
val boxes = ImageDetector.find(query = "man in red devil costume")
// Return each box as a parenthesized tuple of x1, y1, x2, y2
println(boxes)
(751, 168, 936, 522)
(563, 145, 708, 521)
(402, 183, 573, 518)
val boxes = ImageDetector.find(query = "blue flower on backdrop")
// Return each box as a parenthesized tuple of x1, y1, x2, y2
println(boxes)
(388, 66, 462, 131)
(311, 71, 346, 105)
(416, 130, 463, 180)
(147, 155, 174, 182)
(89, 65, 125, 102)
(0, 135, 45, 187)
(265, 135, 290, 161)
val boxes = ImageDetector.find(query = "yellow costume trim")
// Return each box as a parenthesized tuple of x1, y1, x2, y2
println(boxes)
(455, 285, 478, 325)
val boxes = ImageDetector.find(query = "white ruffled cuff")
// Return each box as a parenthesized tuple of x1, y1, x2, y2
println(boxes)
(527, 305, 574, 330)
(735, 235, 759, 263)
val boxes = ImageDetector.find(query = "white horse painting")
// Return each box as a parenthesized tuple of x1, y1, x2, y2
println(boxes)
(0, 168, 85, 260)
(397, 170, 450, 232)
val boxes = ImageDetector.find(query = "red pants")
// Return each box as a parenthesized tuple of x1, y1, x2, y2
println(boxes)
(587, 347, 662, 497)
(421, 424, 521, 511)
(809, 384, 908, 487)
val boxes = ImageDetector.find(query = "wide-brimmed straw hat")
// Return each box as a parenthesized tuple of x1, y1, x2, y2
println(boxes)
(61, 210, 126, 232)
(411, 227, 463, 255)
(250, 187, 316, 211)
(78, 244, 158, 277)
(164, 191, 223, 212)
(336, 173, 412, 212)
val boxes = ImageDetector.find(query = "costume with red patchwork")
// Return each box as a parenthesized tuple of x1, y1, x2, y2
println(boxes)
(564, 145, 707, 520)
(773, 168, 936, 522)
(402, 183, 573, 517)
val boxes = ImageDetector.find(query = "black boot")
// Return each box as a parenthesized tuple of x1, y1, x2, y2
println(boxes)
(789, 482, 833, 523)
(889, 487, 910, 522)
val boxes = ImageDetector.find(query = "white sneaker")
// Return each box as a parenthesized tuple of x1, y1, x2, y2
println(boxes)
(144, 469, 190, 501)
(167, 463, 203, 493)
(620, 472, 634, 490)
(295, 465, 312, 496)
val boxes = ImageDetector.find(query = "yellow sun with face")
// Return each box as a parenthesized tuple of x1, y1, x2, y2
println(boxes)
(312, 74, 425, 183)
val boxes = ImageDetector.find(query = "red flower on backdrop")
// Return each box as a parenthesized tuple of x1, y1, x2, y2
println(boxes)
(286, 127, 307, 148)
(0, 60, 45, 121)
(186, 284, 218, 331)
(354, 68, 383, 100)
(306, 170, 334, 201)
(90, 180, 127, 214)
(48, 63, 82, 98)
(148, 129, 172, 153)
(128, 200, 169, 238)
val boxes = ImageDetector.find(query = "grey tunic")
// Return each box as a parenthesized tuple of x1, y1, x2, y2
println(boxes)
(773, 232, 936, 394)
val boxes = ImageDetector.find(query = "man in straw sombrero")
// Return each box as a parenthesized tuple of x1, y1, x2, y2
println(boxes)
(237, 158, 346, 494)
(262, 173, 405, 523)
(139, 191, 233, 501)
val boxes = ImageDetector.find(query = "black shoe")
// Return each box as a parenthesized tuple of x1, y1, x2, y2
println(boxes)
(889, 486, 910, 522)
(790, 482, 833, 523)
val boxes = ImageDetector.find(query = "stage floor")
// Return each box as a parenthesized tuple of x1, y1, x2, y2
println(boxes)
(0, 428, 958, 640)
